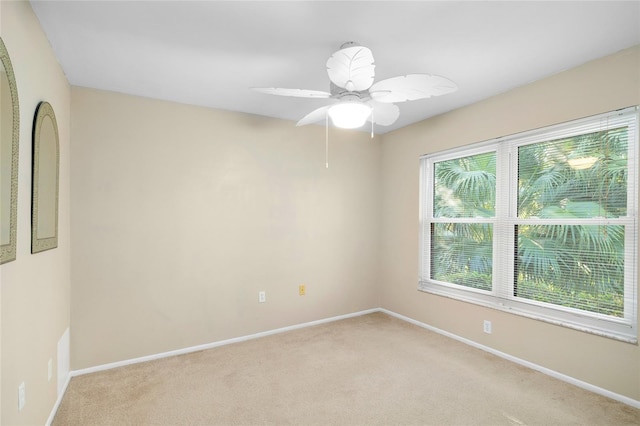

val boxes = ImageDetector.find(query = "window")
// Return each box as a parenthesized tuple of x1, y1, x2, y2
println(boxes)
(419, 107, 638, 342)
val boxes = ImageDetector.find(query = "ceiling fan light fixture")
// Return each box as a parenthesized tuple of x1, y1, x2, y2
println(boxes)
(328, 102, 372, 129)
(254, 42, 458, 131)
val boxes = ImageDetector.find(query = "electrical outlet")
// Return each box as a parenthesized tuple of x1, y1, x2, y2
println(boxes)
(299, 284, 306, 296)
(483, 320, 492, 334)
(18, 382, 25, 411)
(48, 358, 53, 382)
(259, 291, 266, 303)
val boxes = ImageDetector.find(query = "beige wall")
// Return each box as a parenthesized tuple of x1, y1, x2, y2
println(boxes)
(1, 2, 638, 422)
(1, 1, 71, 425)
(70, 87, 381, 369)
(380, 45, 640, 400)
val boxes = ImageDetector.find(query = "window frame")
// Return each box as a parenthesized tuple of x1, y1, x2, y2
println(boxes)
(419, 107, 639, 343)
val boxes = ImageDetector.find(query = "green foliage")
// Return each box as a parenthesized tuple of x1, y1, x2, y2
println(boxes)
(434, 151, 496, 218)
(518, 128, 628, 219)
(432, 127, 629, 317)
(431, 223, 493, 285)
(516, 278, 623, 317)
(435, 271, 492, 291)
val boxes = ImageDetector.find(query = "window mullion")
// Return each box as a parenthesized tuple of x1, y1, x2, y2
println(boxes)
(419, 107, 638, 342)
(493, 144, 513, 301)
(418, 159, 432, 285)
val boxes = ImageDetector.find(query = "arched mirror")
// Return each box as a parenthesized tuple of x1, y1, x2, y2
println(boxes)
(32, 101, 59, 253)
(1, 37, 20, 264)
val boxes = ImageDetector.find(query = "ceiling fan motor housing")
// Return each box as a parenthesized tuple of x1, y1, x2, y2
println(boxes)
(253, 41, 457, 128)
(329, 82, 370, 100)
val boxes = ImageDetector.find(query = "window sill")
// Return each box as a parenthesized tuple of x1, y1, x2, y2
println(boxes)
(418, 283, 637, 344)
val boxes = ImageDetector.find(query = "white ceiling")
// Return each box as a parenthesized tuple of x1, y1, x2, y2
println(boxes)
(30, 1, 640, 134)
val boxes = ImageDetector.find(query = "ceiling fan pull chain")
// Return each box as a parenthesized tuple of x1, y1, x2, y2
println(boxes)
(254, 43, 458, 131)
(325, 113, 329, 169)
(371, 110, 375, 138)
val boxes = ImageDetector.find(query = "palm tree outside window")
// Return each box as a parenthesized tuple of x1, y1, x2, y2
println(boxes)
(419, 107, 638, 342)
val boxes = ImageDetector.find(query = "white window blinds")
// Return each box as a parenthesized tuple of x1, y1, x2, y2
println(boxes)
(420, 107, 638, 342)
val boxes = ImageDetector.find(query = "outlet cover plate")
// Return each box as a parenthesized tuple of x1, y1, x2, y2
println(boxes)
(18, 382, 25, 411)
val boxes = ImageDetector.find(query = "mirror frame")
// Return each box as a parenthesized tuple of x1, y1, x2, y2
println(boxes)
(31, 101, 60, 253)
(0, 37, 20, 264)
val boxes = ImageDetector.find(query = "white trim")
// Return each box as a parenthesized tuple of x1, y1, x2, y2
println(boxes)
(46, 327, 71, 425)
(56, 328, 70, 395)
(420, 107, 639, 342)
(70, 309, 378, 377)
(419, 106, 639, 161)
(45, 374, 71, 426)
(379, 308, 640, 410)
(417, 285, 637, 344)
(49, 306, 639, 424)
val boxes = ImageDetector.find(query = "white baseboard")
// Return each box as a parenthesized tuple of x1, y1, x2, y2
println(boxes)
(379, 308, 640, 410)
(46, 327, 71, 425)
(70, 308, 379, 377)
(49, 308, 377, 423)
(53, 306, 639, 423)
(46, 373, 71, 426)
(57, 328, 70, 395)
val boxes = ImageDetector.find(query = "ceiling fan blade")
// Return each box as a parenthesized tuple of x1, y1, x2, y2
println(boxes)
(367, 101, 400, 126)
(296, 105, 332, 127)
(369, 74, 458, 103)
(252, 87, 331, 98)
(326, 45, 375, 92)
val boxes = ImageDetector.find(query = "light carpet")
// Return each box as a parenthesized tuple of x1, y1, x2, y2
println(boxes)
(52, 312, 640, 425)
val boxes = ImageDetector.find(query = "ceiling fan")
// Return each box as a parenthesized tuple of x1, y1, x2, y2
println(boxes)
(252, 41, 458, 130)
